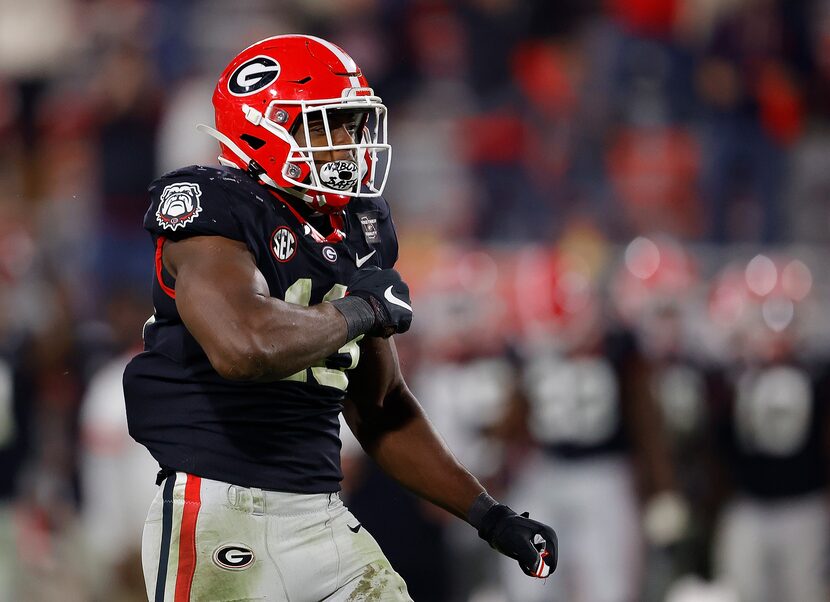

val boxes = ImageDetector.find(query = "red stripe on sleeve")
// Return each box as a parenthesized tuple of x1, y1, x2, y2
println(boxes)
(174, 474, 201, 601)
(155, 237, 177, 299)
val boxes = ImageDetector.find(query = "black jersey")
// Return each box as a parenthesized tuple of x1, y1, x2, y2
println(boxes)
(713, 361, 829, 499)
(0, 333, 34, 500)
(123, 165, 399, 493)
(522, 331, 638, 459)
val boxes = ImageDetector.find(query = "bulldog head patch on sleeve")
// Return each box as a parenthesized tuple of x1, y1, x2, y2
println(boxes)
(156, 183, 203, 230)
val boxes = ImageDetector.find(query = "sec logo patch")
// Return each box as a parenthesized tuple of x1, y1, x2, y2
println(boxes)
(271, 227, 297, 262)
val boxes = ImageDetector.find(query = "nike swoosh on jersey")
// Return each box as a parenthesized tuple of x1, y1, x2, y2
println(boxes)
(348, 523, 362, 533)
(383, 286, 412, 311)
(355, 250, 377, 267)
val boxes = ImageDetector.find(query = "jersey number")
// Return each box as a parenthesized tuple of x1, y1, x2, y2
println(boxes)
(282, 278, 361, 392)
(735, 366, 812, 456)
(525, 357, 619, 445)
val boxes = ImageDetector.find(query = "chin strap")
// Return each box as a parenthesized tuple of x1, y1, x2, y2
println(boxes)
(197, 123, 345, 243)
(197, 124, 278, 188)
(197, 123, 317, 204)
(266, 190, 345, 243)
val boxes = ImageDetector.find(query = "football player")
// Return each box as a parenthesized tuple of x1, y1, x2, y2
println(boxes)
(123, 35, 557, 601)
(708, 259, 829, 602)
(499, 248, 680, 602)
(0, 290, 35, 601)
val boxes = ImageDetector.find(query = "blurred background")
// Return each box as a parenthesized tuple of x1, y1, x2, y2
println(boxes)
(2, 0, 830, 600)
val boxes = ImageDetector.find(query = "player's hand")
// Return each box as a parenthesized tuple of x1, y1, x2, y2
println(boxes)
(478, 504, 558, 578)
(346, 266, 412, 337)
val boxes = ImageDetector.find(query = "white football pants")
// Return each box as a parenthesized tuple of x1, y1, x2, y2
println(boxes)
(142, 472, 412, 601)
(715, 493, 829, 602)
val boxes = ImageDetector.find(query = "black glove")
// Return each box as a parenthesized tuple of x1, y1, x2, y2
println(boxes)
(478, 504, 558, 578)
(333, 266, 412, 339)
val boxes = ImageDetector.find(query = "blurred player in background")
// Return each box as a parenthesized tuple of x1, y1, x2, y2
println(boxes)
(0, 289, 35, 601)
(78, 287, 158, 601)
(123, 35, 557, 601)
(612, 237, 720, 601)
(709, 257, 830, 602)
(499, 247, 683, 602)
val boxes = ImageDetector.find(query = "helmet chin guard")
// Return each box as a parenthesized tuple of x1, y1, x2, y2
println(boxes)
(205, 35, 391, 214)
(309, 191, 351, 213)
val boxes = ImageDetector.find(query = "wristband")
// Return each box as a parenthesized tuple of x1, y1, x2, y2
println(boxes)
(330, 296, 376, 341)
(467, 491, 499, 530)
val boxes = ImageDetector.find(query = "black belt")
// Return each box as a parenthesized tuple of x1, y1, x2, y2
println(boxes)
(155, 467, 175, 486)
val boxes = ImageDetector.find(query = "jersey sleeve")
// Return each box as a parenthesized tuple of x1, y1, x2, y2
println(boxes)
(144, 167, 247, 242)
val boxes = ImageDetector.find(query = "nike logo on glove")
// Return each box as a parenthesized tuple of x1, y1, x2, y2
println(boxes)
(533, 534, 552, 578)
(535, 550, 552, 578)
(355, 250, 377, 267)
(384, 286, 412, 311)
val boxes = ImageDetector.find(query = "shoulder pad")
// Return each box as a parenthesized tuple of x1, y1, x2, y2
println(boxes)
(144, 165, 266, 241)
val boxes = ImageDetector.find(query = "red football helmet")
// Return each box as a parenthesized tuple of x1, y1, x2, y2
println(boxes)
(200, 35, 391, 214)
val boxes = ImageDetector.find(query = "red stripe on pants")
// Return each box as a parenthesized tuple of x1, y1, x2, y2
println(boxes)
(175, 475, 201, 601)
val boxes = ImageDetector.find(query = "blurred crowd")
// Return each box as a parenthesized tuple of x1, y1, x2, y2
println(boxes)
(2, 0, 830, 600)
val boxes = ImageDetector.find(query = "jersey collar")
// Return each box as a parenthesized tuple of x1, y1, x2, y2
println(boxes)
(267, 189, 346, 243)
